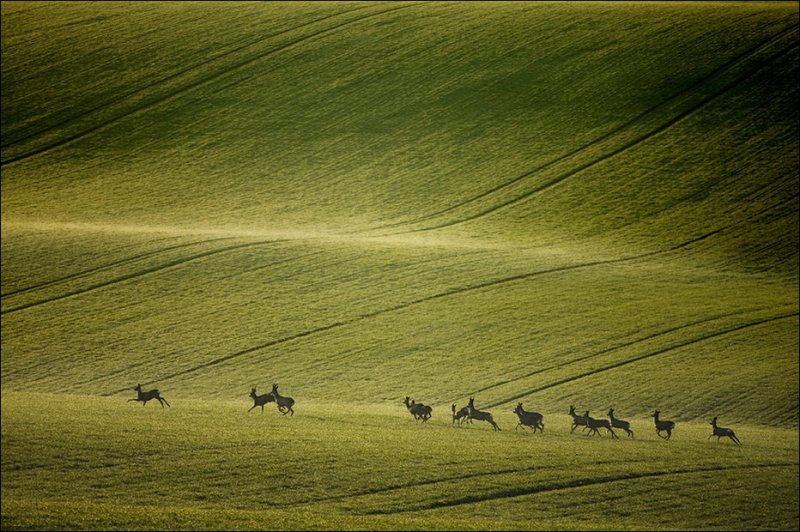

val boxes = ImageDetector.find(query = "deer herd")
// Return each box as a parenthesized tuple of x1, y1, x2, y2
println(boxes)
(412, 396, 741, 445)
(129, 384, 741, 445)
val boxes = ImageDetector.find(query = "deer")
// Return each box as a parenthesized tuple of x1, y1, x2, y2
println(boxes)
(709, 416, 741, 445)
(652, 410, 675, 440)
(584, 410, 618, 439)
(248, 387, 275, 413)
(467, 397, 501, 431)
(128, 384, 170, 408)
(451, 403, 471, 424)
(404, 396, 431, 422)
(513, 403, 544, 433)
(607, 408, 634, 438)
(568, 405, 589, 433)
(271, 383, 295, 416)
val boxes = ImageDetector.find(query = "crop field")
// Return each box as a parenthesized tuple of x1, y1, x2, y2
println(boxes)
(1, 1, 798, 530)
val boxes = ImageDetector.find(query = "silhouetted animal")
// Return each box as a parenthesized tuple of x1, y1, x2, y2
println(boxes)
(467, 397, 500, 431)
(584, 410, 618, 439)
(710, 416, 741, 445)
(404, 396, 431, 422)
(248, 387, 275, 413)
(513, 403, 544, 433)
(452, 403, 470, 424)
(569, 405, 588, 433)
(271, 384, 295, 416)
(129, 384, 170, 408)
(608, 408, 634, 438)
(652, 410, 675, 440)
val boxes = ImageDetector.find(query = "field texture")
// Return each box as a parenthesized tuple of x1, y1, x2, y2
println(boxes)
(1, 2, 798, 530)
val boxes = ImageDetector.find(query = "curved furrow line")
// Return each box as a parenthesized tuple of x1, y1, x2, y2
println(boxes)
(374, 30, 799, 236)
(436, 307, 773, 407)
(3, 5, 382, 153)
(410, 45, 798, 234)
(113, 231, 738, 392)
(0, 236, 236, 299)
(486, 312, 799, 409)
(366, 463, 798, 514)
(102, 258, 641, 393)
(365, 24, 799, 234)
(0, 2, 426, 167)
(2, 347, 151, 382)
(0, 239, 291, 315)
(285, 458, 648, 508)
(0, 4, 379, 151)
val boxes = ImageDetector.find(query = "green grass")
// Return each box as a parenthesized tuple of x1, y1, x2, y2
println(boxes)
(2, 392, 798, 531)
(1, 1, 798, 530)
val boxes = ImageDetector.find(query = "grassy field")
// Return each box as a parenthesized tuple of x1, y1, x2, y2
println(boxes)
(1, 1, 798, 530)
(2, 392, 798, 531)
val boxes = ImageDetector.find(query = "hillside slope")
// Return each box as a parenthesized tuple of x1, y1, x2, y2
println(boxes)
(1, 1, 798, 428)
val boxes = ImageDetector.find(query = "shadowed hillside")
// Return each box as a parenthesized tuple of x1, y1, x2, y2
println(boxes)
(2, 1, 797, 426)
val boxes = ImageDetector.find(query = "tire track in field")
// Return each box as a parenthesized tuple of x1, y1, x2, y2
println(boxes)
(369, 25, 799, 236)
(104, 257, 653, 393)
(0, 239, 291, 315)
(407, 43, 799, 234)
(437, 306, 773, 407)
(285, 458, 648, 508)
(1, 2, 426, 166)
(1, 4, 377, 152)
(365, 462, 798, 514)
(485, 311, 799, 409)
(111, 230, 737, 392)
(0, 237, 235, 299)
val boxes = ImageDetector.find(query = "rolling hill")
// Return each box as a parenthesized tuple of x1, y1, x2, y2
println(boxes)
(1, 2, 798, 530)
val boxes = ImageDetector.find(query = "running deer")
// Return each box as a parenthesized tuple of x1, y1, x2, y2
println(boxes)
(467, 397, 501, 431)
(652, 410, 675, 440)
(568, 405, 588, 433)
(248, 387, 275, 413)
(129, 384, 170, 408)
(404, 396, 432, 422)
(452, 403, 470, 424)
(709, 417, 741, 445)
(584, 410, 618, 439)
(607, 408, 634, 438)
(513, 403, 544, 433)
(271, 384, 295, 416)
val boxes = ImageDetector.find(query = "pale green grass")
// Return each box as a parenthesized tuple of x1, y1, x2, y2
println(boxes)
(2, 392, 798, 531)
(2, 230, 797, 427)
(1, 2, 798, 530)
